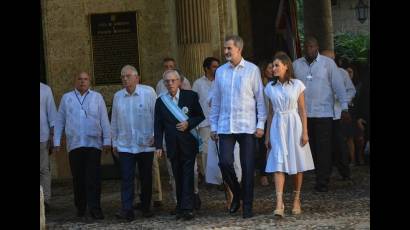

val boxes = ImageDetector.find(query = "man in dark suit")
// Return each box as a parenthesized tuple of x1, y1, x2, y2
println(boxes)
(154, 69, 205, 220)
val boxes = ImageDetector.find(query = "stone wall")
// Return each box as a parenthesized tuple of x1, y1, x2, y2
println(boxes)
(41, 0, 237, 179)
(42, 0, 178, 178)
(331, 0, 370, 35)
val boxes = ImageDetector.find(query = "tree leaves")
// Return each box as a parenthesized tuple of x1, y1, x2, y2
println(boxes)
(334, 32, 369, 64)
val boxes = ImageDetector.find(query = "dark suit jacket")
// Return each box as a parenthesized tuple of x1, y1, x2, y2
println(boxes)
(154, 90, 205, 160)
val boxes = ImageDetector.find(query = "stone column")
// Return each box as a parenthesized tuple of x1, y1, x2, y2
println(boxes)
(176, 0, 212, 81)
(303, 0, 334, 51)
(217, 0, 238, 60)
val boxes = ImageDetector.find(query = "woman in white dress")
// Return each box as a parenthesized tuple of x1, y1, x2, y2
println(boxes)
(264, 52, 314, 217)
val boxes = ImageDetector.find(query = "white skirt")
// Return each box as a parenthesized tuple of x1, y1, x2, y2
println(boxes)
(205, 139, 242, 185)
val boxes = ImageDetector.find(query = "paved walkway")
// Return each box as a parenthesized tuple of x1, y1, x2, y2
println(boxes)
(46, 165, 369, 229)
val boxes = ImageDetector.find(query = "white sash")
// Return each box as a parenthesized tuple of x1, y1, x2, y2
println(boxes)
(160, 95, 203, 148)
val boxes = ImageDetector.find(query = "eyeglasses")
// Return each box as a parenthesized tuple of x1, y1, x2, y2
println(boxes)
(164, 79, 179, 84)
(121, 74, 137, 79)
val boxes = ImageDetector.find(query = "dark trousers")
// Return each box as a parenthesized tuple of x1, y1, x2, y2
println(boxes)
(68, 147, 102, 212)
(256, 123, 268, 176)
(119, 151, 154, 212)
(219, 134, 255, 210)
(170, 142, 196, 212)
(308, 118, 333, 188)
(332, 119, 351, 178)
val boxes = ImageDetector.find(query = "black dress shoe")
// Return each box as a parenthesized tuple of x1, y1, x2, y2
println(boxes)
(90, 208, 105, 220)
(182, 211, 194, 220)
(229, 199, 240, 213)
(194, 193, 201, 210)
(115, 210, 134, 222)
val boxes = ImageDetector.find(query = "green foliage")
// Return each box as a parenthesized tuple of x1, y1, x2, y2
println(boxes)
(334, 32, 369, 64)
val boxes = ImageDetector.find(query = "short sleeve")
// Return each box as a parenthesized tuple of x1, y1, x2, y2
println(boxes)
(296, 79, 306, 96)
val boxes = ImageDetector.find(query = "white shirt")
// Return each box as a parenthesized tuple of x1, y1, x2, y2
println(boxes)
(54, 89, 111, 152)
(210, 58, 267, 134)
(40, 83, 57, 142)
(293, 54, 349, 118)
(111, 85, 157, 154)
(333, 68, 356, 120)
(167, 88, 180, 105)
(192, 75, 214, 128)
(156, 78, 191, 96)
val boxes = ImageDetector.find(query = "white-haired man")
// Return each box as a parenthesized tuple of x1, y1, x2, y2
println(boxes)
(154, 70, 204, 220)
(111, 65, 157, 221)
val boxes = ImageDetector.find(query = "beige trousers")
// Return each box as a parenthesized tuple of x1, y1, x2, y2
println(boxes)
(197, 126, 211, 176)
(40, 142, 51, 203)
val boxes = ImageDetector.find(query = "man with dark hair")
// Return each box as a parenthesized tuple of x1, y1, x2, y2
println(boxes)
(293, 37, 350, 192)
(163, 57, 176, 68)
(192, 57, 220, 190)
(210, 35, 267, 218)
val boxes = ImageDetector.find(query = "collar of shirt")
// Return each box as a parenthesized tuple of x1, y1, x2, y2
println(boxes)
(267, 77, 276, 82)
(228, 58, 246, 69)
(303, 53, 321, 65)
(123, 85, 139, 97)
(74, 88, 91, 101)
(74, 88, 91, 96)
(167, 88, 180, 103)
(203, 75, 214, 83)
(272, 78, 293, 87)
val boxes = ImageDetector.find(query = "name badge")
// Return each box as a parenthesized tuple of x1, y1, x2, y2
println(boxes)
(80, 108, 87, 118)
(306, 75, 313, 80)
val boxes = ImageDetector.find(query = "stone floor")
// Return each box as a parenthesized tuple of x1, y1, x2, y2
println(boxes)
(46, 165, 369, 229)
